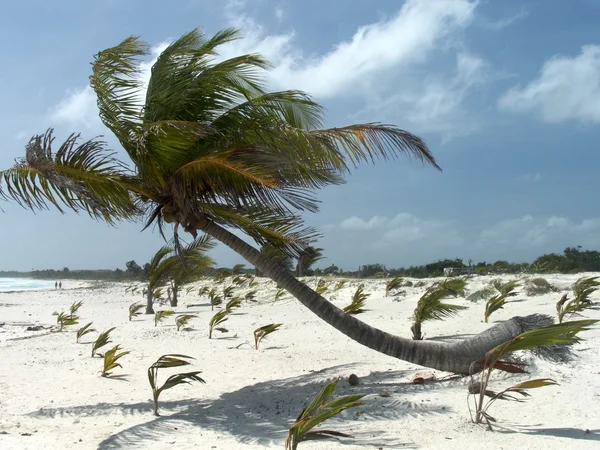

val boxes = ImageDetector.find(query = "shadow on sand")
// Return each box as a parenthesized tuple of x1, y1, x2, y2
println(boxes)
(28, 363, 455, 448)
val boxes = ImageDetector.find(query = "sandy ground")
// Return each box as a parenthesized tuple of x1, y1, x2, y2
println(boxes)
(0, 274, 599, 449)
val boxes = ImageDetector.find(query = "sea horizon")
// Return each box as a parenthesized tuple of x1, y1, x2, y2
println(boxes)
(0, 277, 58, 292)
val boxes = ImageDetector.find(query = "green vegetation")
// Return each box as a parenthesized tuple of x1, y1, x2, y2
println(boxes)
(468, 319, 597, 429)
(129, 302, 145, 321)
(411, 279, 467, 340)
(92, 327, 116, 357)
(523, 277, 555, 296)
(208, 310, 229, 339)
(343, 285, 369, 315)
(76, 322, 96, 343)
(385, 277, 404, 296)
(254, 323, 283, 349)
(148, 354, 205, 416)
(100, 345, 130, 377)
(57, 311, 79, 331)
(556, 276, 599, 323)
(175, 314, 197, 331)
(154, 310, 175, 327)
(315, 279, 329, 295)
(466, 287, 495, 303)
(69, 301, 83, 315)
(285, 378, 365, 450)
(208, 288, 222, 310)
(484, 281, 519, 323)
(334, 280, 347, 291)
(225, 297, 242, 312)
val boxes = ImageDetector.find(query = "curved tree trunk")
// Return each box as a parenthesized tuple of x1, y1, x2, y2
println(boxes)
(197, 218, 549, 374)
(170, 281, 178, 307)
(146, 287, 154, 314)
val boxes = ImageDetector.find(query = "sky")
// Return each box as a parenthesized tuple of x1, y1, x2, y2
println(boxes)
(1, 0, 600, 272)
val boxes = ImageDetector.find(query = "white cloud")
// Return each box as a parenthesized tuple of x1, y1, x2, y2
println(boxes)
(480, 8, 528, 31)
(498, 45, 600, 124)
(516, 173, 542, 183)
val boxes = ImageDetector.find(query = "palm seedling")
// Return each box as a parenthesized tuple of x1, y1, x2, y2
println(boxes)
(225, 296, 242, 312)
(411, 278, 467, 340)
(248, 278, 259, 288)
(92, 327, 116, 357)
(245, 290, 257, 302)
(232, 263, 246, 275)
(129, 302, 145, 321)
(208, 288, 222, 310)
(334, 280, 347, 291)
(254, 323, 283, 349)
(198, 286, 209, 297)
(76, 322, 96, 343)
(222, 285, 235, 299)
(343, 285, 369, 315)
(468, 319, 597, 429)
(484, 282, 518, 323)
(556, 276, 599, 323)
(100, 344, 130, 377)
(155, 310, 175, 327)
(285, 378, 365, 450)
(315, 279, 329, 295)
(185, 286, 195, 295)
(274, 287, 286, 301)
(57, 311, 79, 331)
(209, 310, 229, 338)
(148, 354, 205, 416)
(385, 277, 404, 296)
(232, 275, 245, 286)
(70, 300, 83, 315)
(175, 314, 197, 331)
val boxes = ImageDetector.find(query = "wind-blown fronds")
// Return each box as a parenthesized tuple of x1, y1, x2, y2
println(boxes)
(129, 302, 145, 321)
(232, 263, 246, 275)
(556, 276, 599, 323)
(226, 296, 242, 311)
(385, 277, 404, 296)
(92, 327, 116, 357)
(469, 319, 598, 428)
(296, 246, 325, 277)
(315, 279, 329, 295)
(411, 278, 467, 340)
(285, 378, 365, 450)
(466, 287, 495, 303)
(254, 323, 283, 349)
(154, 310, 175, 327)
(100, 345, 130, 377)
(208, 310, 229, 338)
(343, 285, 369, 315)
(208, 288, 222, 310)
(70, 301, 83, 315)
(492, 280, 519, 296)
(57, 311, 79, 331)
(148, 354, 205, 416)
(76, 322, 96, 343)
(175, 314, 197, 331)
(484, 281, 519, 323)
(334, 280, 347, 291)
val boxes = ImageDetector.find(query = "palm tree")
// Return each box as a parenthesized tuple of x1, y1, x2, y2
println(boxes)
(256, 244, 294, 277)
(296, 246, 325, 277)
(0, 28, 565, 374)
(145, 235, 215, 313)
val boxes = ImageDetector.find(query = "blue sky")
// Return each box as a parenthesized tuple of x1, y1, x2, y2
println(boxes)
(1, 0, 600, 271)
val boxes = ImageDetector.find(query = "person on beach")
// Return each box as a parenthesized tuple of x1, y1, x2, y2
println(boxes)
(59, 281, 62, 289)
(55, 281, 58, 289)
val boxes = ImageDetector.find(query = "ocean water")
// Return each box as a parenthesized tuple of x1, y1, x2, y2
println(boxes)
(0, 278, 57, 292)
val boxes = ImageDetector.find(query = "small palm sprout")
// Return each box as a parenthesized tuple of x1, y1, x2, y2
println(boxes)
(198, 286, 209, 296)
(100, 344, 130, 377)
(222, 285, 235, 299)
(556, 276, 599, 323)
(248, 278, 259, 288)
(185, 286, 195, 295)
(70, 300, 83, 315)
(315, 279, 329, 295)
(76, 322, 96, 343)
(385, 277, 404, 296)
(155, 310, 175, 327)
(468, 319, 598, 429)
(343, 285, 369, 315)
(254, 323, 283, 349)
(411, 278, 467, 340)
(484, 282, 518, 323)
(209, 310, 229, 338)
(285, 378, 365, 450)
(148, 354, 205, 416)
(57, 311, 79, 331)
(129, 302, 145, 321)
(245, 290, 257, 302)
(274, 288, 286, 301)
(334, 280, 347, 291)
(225, 296, 242, 312)
(175, 314, 197, 331)
(208, 288, 222, 310)
(232, 275, 245, 286)
(92, 327, 116, 357)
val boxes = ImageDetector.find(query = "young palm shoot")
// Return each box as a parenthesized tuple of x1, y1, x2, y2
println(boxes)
(556, 276, 599, 323)
(198, 286, 209, 297)
(468, 319, 598, 429)
(334, 280, 347, 291)
(411, 278, 467, 340)
(129, 302, 145, 321)
(222, 285, 235, 299)
(70, 300, 83, 315)
(175, 314, 197, 331)
(274, 288, 286, 301)
(100, 345, 130, 377)
(209, 310, 229, 338)
(484, 282, 518, 322)
(245, 290, 257, 302)
(155, 310, 175, 327)
(315, 279, 329, 295)
(254, 323, 283, 349)
(225, 296, 242, 312)
(285, 378, 365, 450)
(148, 354, 205, 416)
(57, 311, 79, 331)
(385, 277, 404, 296)
(76, 322, 96, 343)
(208, 288, 222, 310)
(92, 327, 116, 357)
(343, 285, 369, 315)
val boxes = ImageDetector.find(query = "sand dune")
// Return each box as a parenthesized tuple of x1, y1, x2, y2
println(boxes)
(0, 274, 599, 449)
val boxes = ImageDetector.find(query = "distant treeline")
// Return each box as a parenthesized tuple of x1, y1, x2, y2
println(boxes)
(2, 246, 599, 282)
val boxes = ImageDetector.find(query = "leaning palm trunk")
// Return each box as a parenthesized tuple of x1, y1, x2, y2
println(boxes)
(197, 217, 544, 374)
(146, 288, 154, 315)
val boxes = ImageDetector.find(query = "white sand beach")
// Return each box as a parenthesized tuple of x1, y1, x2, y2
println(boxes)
(1, 274, 599, 449)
